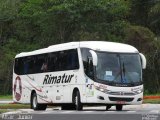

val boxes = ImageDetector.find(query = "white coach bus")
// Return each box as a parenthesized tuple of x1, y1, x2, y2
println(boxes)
(13, 41, 146, 111)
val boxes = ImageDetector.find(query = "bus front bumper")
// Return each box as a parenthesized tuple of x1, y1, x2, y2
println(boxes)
(94, 90, 143, 105)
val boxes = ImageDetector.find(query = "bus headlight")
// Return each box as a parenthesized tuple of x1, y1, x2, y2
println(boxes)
(94, 84, 109, 93)
(134, 89, 143, 94)
(131, 88, 143, 94)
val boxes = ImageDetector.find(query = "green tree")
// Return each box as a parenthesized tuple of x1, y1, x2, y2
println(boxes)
(0, 0, 159, 95)
(125, 25, 160, 93)
(17, 0, 130, 46)
(0, 39, 40, 94)
(0, 0, 20, 45)
(128, 0, 154, 26)
(148, 2, 160, 35)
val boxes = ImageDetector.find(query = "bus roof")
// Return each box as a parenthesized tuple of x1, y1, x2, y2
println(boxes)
(79, 41, 138, 53)
(15, 41, 139, 58)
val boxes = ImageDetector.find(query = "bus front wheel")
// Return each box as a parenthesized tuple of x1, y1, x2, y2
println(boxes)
(106, 105, 111, 110)
(73, 91, 83, 111)
(116, 105, 123, 111)
(31, 92, 47, 110)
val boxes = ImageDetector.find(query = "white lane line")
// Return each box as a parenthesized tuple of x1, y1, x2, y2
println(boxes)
(150, 110, 159, 113)
(105, 111, 116, 113)
(0, 101, 13, 104)
(127, 111, 136, 113)
(62, 111, 74, 114)
(42, 111, 54, 114)
(82, 111, 94, 113)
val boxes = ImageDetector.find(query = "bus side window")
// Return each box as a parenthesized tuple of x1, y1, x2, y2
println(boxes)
(48, 53, 55, 72)
(34, 55, 45, 73)
(57, 49, 79, 71)
(27, 57, 35, 74)
(81, 48, 94, 80)
(14, 58, 24, 75)
(23, 58, 29, 74)
(67, 49, 79, 70)
(87, 57, 94, 79)
(31, 54, 48, 73)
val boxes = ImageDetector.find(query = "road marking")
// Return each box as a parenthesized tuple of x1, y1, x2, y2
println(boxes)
(0, 101, 13, 104)
(62, 111, 74, 114)
(105, 111, 116, 113)
(83, 111, 94, 113)
(42, 111, 54, 114)
(127, 111, 136, 113)
(150, 110, 159, 113)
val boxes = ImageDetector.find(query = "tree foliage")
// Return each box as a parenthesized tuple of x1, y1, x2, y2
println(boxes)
(0, 0, 160, 94)
(125, 25, 160, 93)
(16, 0, 129, 46)
(149, 2, 160, 35)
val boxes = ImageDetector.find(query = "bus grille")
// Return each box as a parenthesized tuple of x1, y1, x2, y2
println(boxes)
(108, 92, 135, 96)
(109, 97, 134, 102)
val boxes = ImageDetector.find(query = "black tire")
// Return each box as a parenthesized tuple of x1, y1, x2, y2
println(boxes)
(116, 105, 123, 111)
(106, 105, 111, 111)
(31, 92, 47, 110)
(73, 91, 83, 111)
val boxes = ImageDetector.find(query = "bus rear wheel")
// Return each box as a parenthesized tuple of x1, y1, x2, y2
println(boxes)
(73, 91, 83, 111)
(31, 92, 47, 110)
(116, 105, 123, 111)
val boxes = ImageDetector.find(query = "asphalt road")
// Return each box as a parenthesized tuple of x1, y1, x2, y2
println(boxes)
(1, 104, 160, 120)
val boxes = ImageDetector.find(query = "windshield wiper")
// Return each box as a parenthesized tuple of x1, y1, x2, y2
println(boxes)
(122, 63, 125, 76)
(121, 62, 127, 83)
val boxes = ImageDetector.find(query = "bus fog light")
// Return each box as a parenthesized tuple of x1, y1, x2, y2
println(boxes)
(137, 98, 142, 101)
(97, 96, 105, 100)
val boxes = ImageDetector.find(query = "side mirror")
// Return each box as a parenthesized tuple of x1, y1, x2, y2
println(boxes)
(89, 50, 98, 66)
(139, 53, 146, 69)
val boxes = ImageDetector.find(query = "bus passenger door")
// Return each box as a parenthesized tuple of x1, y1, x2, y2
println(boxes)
(85, 58, 95, 102)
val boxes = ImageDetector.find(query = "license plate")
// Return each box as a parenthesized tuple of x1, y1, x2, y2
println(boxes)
(116, 101, 126, 104)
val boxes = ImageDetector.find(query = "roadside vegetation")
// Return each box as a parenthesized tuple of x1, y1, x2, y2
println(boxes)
(0, 95, 12, 100)
(0, 109, 9, 114)
(0, 104, 30, 109)
(143, 99, 160, 104)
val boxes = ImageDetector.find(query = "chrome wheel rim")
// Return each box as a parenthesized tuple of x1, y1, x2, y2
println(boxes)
(33, 96, 37, 108)
(75, 95, 78, 106)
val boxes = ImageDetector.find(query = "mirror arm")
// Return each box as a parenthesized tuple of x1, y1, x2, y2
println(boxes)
(89, 50, 98, 66)
(139, 53, 146, 69)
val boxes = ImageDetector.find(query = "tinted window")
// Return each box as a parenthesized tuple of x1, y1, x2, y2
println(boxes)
(14, 58, 24, 75)
(81, 48, 94, 79)
(14, 49, 79, 75)
(48, 49, 79, 71)
(34, 55, 46, 73)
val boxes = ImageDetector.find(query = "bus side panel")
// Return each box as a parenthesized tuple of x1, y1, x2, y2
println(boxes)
(13, 74, 32, 104)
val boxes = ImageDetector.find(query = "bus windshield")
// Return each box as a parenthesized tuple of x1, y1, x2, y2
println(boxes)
(96, 52, 142, 86)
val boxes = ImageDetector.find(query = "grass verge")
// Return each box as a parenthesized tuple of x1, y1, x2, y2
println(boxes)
(144, 93, 160, 96)
(0, 95, 12, 100)
(0, 109, 10, 114)
(143, 99, 160, 104)
(0, 104, 30, 109)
